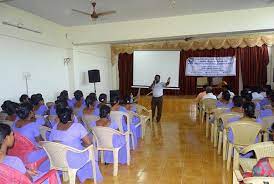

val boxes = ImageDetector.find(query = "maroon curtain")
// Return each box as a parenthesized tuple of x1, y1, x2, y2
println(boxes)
(239, 45, 269, 88)
(180, 48, 240, 95)
(118, 53, 133, 98)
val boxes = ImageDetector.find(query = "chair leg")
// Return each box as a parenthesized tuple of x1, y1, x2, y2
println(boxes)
(264, 133, 269, 142)
(131, 133, 136, 150)
(100, 151, 104, 163)
(210, 123, 214, 143)
(113, 149, 119, 176)
(125, 134, 130, 165)
(62, 171, 69, 182)
(214, 123, 218, 147)
(233, 147, 240, 170)
(206, 114, 209, 138)
(223, 130, 227, 161)
(149, 111, 152, 125)
(202, 111, 205, 124)
(68, 169, 77, 184)
(218, 131, 223, 155)
(227, 143, 233, 171)
(90, 148, 97, 184)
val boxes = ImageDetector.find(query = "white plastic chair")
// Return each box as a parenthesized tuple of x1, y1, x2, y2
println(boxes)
(110, 111, 135, 149)
(217, 112, 243, 158)
(262, 116, 274, 141)
(82, 114, 100, 131)
(40, 141, 97, 184)
(39, 126, 51, 141)
(200, 98, 217, 138)
(129, 111, 146, 139)
(92, 126, 130, 176)
(225, 121, 262, 171)
(136, 104, 152, 127)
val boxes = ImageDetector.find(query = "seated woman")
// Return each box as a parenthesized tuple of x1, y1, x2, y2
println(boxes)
(82, 95, 97, 117)
(19, 94, 30, 104)
(72, 90, 86, 120)
(13, 103, 49, 172)
(216, 90, 233, 108)
(31, 94, 48, 116)
(49, 107, 103, 183)
(71, 90, 85, 107)
(93, 93, 108, 116)
(59, 90, 73, 108)
(0, 123, 61, 183)
(1, 101, 19, 121)
(48, 99, 69, 128)
(93, 105, 127, 164)
(231, 96, 244, 113)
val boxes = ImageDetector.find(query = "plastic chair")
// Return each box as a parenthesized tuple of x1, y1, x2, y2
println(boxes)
(233, 169, 274, 184)
(0, 120, 13, 127)
(200, 98, 217, 138)
(40, 141, 97, 184)
(211, 108, 229, 147)
(39, 126, 51, 141)
(237, 142, 274, 172)
(0, 164, 59, 184)
(217, 112, 243, 158)
(7, 133, 48, 170)
(262, 116, 274, 141)
(82, 114, 100, 131)
(110, 111, 134, 149)
(136, 104, 152, 127)
(225, 121, 262, 171)
(129, 111, 146, 139)
(92, 126, 130, 176)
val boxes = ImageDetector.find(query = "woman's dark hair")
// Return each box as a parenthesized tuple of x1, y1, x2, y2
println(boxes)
(222, 91, 231, 101)
(111, 96, 120, 106)
(0, 123, 12, 147)
(99, 105, 111, 118)
(1, 100, 12, 112)
(57, 107, 72, 124)
(85, 95, 97, 107)
(31, 94, 43, 106)
(55, 100, 69, 114)
(60, 90, 69, 100)
(19, 94, 29, 103)
(99, 93, 107, 103)
(16, 103, 33, 120)
(88, 93, 97, 101)
(5, 102, 19, 116)
(74, 90, 83, 101)
(232, 96, 243, 108)
(124, 96, 131, 104)
(245, 93, 253, 102)
(240, 89, 249, 98)
(242, 102, 255, 118)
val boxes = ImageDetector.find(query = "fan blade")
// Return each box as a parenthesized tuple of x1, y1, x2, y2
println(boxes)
(71, 9, 92, 16)
(96, 10, 116, 16)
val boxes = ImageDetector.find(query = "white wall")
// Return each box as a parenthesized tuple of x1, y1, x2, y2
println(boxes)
(72, 44, 113, 98)
(0, 35, 69, 104)
(68, 6, 274, 44)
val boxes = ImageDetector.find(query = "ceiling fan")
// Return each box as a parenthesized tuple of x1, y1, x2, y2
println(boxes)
(72, 0, 116, 20)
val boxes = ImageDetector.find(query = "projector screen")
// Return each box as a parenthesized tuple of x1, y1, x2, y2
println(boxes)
(133, 51, 180, 88)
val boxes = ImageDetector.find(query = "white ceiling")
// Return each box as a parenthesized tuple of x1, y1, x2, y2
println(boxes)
(5, 0, 274, 26)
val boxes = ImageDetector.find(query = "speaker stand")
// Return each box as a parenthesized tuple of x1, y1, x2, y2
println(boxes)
(93, 82, 97, 94)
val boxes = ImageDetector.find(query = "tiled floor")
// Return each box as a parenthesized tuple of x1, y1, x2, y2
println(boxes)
(85, 97, 232, 184)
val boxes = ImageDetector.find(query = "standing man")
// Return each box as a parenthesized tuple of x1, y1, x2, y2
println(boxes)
(150, 75, 170, 122)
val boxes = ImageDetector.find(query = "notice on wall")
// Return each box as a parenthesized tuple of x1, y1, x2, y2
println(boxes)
(185, 56, 236, 76)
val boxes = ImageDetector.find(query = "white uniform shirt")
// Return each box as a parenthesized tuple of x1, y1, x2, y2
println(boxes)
(217, 90, 235, 99)
(202, 93, 217, 100)
(152, 82, 166, 97)
(252, 92, 264, 100)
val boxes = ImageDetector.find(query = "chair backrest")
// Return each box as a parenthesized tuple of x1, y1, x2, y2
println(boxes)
(40, 141, 78, 171)
(0, 163, 31, 184)
(212, 108, 230, 119)
(0, 112, 8, 121)
(110, 111, 130, 133)
(226, 121, 262, 146)
(219, 112, 243, 127)
(39, 126, 51, 140)
(0, 120, 13, 127)
(7, 133, 36, 163)
(82, 114, 100, 130)
(201, 98, 217, 112)
(246, 142, 274, 160)
(262, 116, 274, 131)
(135, 104, 149, 114)
(92, 126, 122, 149)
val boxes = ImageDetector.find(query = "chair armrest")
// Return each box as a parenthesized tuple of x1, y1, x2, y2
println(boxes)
(34, 169, 59, 184)
(243, 177, 274, 183)
(234, 170, 244, 181)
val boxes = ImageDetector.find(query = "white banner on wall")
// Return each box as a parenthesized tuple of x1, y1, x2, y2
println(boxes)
(185, 56, 236, 76)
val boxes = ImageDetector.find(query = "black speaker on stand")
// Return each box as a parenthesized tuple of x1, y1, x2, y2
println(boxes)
(88, 70, 100, 94)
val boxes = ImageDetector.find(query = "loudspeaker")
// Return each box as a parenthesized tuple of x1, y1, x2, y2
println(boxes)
(110, 90, 120, 103)
(88, 70, 100, 83)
